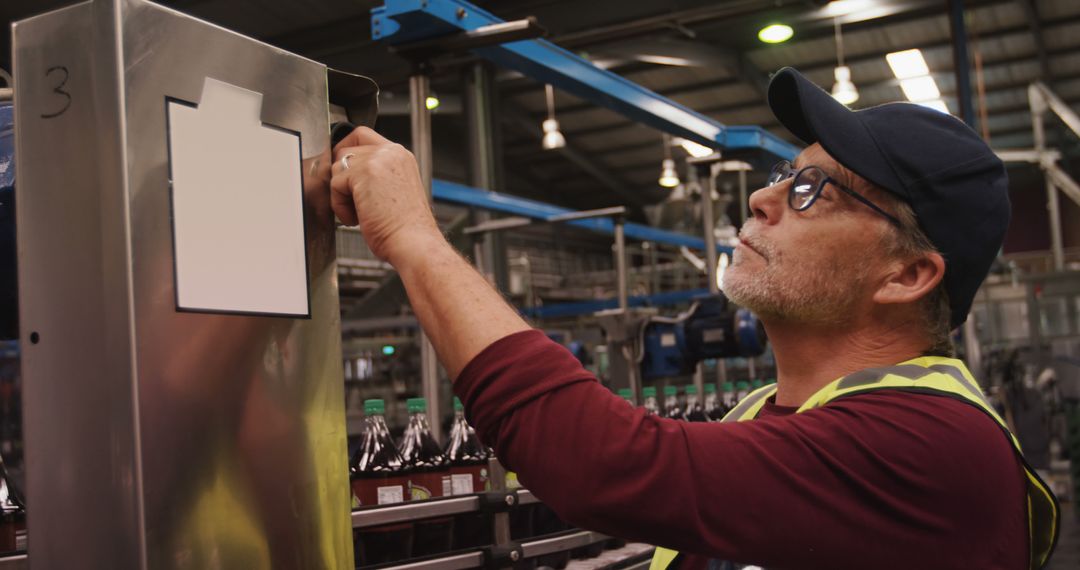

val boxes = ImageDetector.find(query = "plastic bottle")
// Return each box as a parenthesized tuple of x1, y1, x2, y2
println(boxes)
(704, 383, 724, 421)
(662, 385, 683, 419)
(399, 397, 453, 556)
(445, 398, 489, 494)
(0, 454, 24, 552)
(350, 399, 413, 566)
(616, 388, 634, 405)
(683, 385, 709, 422)
(721, 381, 736, 410)
(445, 398, 493, 549)
(735, 380, 751, 403)
(642, 387, 660, 415)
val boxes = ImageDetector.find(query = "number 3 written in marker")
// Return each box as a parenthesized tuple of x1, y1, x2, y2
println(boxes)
(41, 66, 71, 119)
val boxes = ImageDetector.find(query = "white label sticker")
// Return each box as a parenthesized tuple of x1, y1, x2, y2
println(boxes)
(167, 77, 309, 316)
(442, 475, 453, 497)
(702, 328, 725, 343)
(660, 333, 677, 347)
(376, 485, 404, 505)
(451, 473, 474, 495)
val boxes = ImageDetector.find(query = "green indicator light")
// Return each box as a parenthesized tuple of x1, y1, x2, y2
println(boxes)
(382, 345, 395, 356)
(758, 24, 793, 44)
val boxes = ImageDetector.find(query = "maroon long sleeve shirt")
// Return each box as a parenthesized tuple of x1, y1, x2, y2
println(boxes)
(455, 330, 1029, 570)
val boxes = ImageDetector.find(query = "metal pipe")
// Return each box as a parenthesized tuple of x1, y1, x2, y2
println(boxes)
(703, 164, 719, 295)
(487, 457, 512, 547)
(1046, 178, 1064, 271)
(1030, 85, 1065, 271)
(410, 70, 443, 441)
(465, 62, 508, 289)
(352, 496, 481, 528)
(947, 0, 975, 127)
(521, 531, 610, 559)
(738, 168, 748, 227)
(614, 216, 629, 310)
(962, 316, 983, 383)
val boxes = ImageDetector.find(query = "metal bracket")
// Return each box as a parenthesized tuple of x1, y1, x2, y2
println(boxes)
(484, 543, 525, 568)
(477, 489, 520, 514)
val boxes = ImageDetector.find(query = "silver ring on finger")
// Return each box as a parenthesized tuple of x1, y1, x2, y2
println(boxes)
(340, 153, 356, 171)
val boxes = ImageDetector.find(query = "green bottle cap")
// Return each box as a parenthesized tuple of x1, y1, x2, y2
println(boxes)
(684, 384, 698, 395)
(723, 382, 735, 391)
(616, 388, 633, 400)
(751, 379, 764, 389)
(705, 383, 717, 394)
(735, 381, 750, 390)
(453, 397, 463, 411)
(663, 385, 678, 396)
(364, 399, 385, 415)
(643, 387, 657, 398)
(407, 398, 426, 413)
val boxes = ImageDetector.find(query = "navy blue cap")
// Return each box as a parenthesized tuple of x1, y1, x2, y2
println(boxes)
(766, 67, 1009, 328)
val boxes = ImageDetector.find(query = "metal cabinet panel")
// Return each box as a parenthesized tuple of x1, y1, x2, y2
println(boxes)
(14, 1, 357, 567)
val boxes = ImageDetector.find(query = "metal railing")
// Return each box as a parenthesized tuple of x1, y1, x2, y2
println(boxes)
(0, 554, 26, 570)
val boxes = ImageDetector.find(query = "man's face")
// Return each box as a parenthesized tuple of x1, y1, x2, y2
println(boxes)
(722, 143, 894, 326)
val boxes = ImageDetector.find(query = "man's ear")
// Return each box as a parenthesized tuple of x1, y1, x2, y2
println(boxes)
(873, 252, 946, 306)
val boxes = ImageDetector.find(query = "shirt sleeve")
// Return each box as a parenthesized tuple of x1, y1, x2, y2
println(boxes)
(454, 329, 1028, 569)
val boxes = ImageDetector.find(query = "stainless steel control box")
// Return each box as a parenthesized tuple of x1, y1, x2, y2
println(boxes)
(13, 1, 364, 567)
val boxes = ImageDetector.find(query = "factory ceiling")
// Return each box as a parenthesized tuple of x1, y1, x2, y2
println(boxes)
(3, 0, 1079, 214)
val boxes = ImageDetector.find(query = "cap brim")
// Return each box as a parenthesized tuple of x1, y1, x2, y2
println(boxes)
(767, 68, 903, 197)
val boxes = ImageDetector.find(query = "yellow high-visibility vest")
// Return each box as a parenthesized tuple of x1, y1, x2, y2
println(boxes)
(650, 356, 1060, 570)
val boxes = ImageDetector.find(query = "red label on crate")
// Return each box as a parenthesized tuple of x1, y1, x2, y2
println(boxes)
(407, 471, 447, 500)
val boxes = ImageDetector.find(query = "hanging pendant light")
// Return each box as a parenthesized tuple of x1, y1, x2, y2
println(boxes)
(541, 84, 566, 150)
(830, 19, 859, 105)
(658, 134, 680, 188)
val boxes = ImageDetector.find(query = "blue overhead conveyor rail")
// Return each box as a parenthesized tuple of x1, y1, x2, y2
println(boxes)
(371, 0, 800, 162)
(434, 180, 728, 251)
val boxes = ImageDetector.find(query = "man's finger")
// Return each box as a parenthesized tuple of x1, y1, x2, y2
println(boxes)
(329, 171, 360, 227)
(332, 144, 378, 171)
(332, 126, 389, 153)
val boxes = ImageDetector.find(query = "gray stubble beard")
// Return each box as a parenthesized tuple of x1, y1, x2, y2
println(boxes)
(722, 244, 870, 328)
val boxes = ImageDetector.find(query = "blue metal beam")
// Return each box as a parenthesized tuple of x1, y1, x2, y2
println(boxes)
(521, 288, 712, 319)
(371, 0, 799, 162)
(434, 179, 734, 252)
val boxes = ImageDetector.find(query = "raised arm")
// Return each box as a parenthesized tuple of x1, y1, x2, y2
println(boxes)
(329, 127, 529, 378)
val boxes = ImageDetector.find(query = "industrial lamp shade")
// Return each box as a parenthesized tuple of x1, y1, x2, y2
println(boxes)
(658, 158, 680, 188)
(831, 65, 859, 105)
(542, 118, 566, 150)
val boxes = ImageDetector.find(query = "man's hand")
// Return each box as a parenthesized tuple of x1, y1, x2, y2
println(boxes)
(328, 125, 530, 378)
(330, 126, 443, 266)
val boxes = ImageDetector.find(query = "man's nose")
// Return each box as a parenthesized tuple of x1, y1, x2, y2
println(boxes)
(747, 180, 787, 225)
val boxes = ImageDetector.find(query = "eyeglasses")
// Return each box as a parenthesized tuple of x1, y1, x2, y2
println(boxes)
(766, 160, 901, 226)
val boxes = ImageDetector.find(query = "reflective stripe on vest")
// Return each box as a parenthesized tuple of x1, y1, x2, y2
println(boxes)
(649, 356, 1060, 570)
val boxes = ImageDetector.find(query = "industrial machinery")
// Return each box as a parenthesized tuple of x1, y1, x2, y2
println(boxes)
(641, 295, 766, 380)
(10, 1, 375, 568)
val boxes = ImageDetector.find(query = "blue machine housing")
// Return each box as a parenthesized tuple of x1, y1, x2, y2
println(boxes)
(641, 294, 767, 380)
(642, 321, 690, 380)
(0, 103, 15, 340)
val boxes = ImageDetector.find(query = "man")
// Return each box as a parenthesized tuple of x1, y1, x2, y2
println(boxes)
(329, 68, 1059, 569)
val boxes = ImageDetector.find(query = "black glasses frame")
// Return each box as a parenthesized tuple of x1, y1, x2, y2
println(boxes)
(768, 160, 901, 226)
